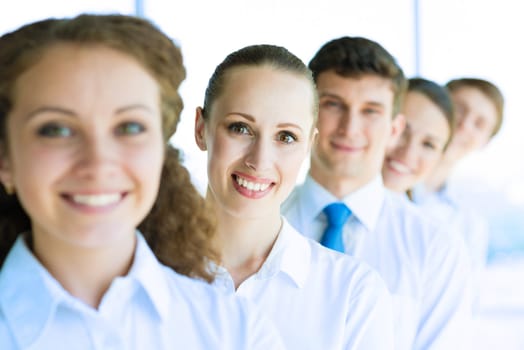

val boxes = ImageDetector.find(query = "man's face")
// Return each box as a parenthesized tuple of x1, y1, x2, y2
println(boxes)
(311, 70, 402, 190)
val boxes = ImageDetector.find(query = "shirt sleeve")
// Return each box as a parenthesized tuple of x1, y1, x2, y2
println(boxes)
(414, 227, 473, 350)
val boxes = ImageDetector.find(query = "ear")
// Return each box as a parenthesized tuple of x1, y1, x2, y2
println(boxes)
(194, 107, 207, 151)
(388, 113, 406, 147)
(307, 127, 319, 153)
(0, 148, 14, 194)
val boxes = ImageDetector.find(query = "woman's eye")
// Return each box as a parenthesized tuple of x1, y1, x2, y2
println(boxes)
(475, 119, 486, 130)
(37, 123, 73, 138)
(423, 141, 436, 150)
(228, 122, 251, 135)
(115, 122, 146, 135)
(277, 131, 297, 144)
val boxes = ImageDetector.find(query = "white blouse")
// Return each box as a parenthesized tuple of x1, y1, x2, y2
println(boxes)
(0, 233, 285, 349)
(213, 218, 395, 350)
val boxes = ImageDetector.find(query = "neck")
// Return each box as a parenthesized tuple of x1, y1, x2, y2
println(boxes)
(309, 166, 376, 199)
(32, 232, 136, 309)
(209, 199, 282, 290)
(424, 155, 456, 192)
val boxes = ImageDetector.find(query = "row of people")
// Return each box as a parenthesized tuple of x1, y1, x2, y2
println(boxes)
(0, 13, 503, 349)
(382, 77, 503, 312)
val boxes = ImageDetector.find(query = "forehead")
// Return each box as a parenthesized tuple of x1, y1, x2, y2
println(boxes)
(211, 65, 315, 119)
(451, 87, 497, 115)
(12, 43, 159, 107)
(404, 92, 450, 136)
(316, 71, 394, 105)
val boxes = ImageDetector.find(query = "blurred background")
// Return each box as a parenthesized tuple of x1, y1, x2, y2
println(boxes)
(2, 1, 524, 347)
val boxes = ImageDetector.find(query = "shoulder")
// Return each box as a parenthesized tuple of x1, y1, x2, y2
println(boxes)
(383, 190, 443, 236)
(160, 267, 284, 348)
(306, 235, 389, 297)
(381, 191, 468, 260)
(281, 183, 303, 213)
(160, 267, 267, 323)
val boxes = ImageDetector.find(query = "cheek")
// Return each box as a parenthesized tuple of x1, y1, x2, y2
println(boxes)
(206, 136, 245, 185)
(279, 146, 308, 180)
(125, 141, 164, 192)
(317, 112, 339, 135)
(417, 153, 439, 175)
(12, 142, 71, 187)
(208, 136, 236, 166)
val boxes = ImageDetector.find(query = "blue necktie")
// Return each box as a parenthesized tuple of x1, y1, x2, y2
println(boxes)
(320, 202, 351, 253)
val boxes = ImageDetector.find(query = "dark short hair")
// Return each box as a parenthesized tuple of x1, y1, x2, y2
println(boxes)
(308, 36, 407, 116)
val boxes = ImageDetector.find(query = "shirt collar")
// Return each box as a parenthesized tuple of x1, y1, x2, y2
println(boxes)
(0, 232, 170, 347)
(214, 218, 311, 290)
(261, 218, 310, 288)
(301, 174, 385, 232)
(0, 235, 63, 348)
(126, 232, 171, 321)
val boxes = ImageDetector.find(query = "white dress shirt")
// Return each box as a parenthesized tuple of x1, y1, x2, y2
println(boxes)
(0, 233, 285, 350)
(412, 183, 489, 312)
(282, 175, 473, 350)
(213, 218, 394, 350)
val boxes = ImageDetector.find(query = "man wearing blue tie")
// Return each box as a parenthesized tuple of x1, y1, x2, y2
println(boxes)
(282, 36, 473, 350)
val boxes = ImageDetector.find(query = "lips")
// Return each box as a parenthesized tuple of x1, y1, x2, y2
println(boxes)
(387, 159, 411, 175)
(62, 192, 126, 209)
(233, 175, 270, 192)
(330, 140, 364, 153)
(231, 173, 274, 199)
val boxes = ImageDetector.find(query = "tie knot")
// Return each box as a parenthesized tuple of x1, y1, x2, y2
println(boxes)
(323, 202, 351, 228)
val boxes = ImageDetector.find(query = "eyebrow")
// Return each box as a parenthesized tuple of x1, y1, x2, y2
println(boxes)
(405, 124, 446, 142)
(226, 112, 304, 132)
(24, 104, 155, 121)
(226, 112, 255, 122)
(277, 122, 303, 132)
(319, 92, 385, 108)
(365, 101, 386, 108)
(319, 92, 343, 100)
(24, 106, 76, 121)
(115, 104, 155, 115)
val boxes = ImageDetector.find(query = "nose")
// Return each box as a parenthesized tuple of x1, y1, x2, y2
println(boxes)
(244, 137, 273, 172)
(337, 110, 361, 137)
(73, 132, 118, 180)
(456, 114, 475, 133)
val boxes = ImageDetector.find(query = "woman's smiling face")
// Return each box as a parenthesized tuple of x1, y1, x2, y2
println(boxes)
(196, 65, 316, 219)
(0, 43, 164, 248)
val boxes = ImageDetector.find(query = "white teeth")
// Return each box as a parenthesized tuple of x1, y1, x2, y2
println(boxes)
(72, 193, 121, 206)
(234, 176, 270, 192)
(389, 160, 411, 174)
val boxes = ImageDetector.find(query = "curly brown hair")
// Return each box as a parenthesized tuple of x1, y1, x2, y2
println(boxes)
(0, 14, 219, 282)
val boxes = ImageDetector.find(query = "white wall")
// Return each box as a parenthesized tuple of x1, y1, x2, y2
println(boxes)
(144, 0, 415, 192)
(1, 0, 521, 203)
